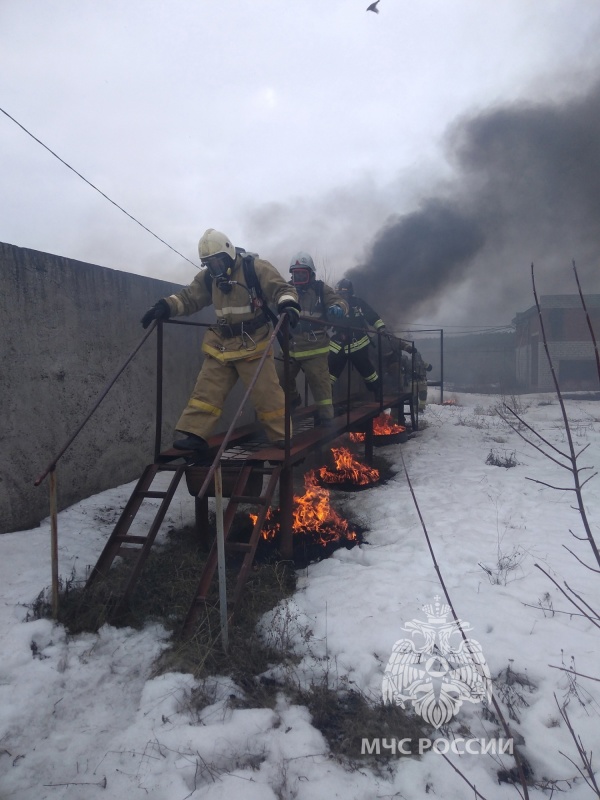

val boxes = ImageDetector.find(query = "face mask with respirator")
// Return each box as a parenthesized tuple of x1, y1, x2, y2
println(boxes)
(290, 267, 312, 287)
(203, 255, 234, 293)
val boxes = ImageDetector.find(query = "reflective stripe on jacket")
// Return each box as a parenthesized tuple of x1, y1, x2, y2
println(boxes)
(330, 295, 384, 349)
(290, 281, 348, 359)
(164, 255, 298, 363)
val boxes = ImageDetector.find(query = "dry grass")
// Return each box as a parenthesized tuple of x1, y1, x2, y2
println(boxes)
(29, 500, 426, 768)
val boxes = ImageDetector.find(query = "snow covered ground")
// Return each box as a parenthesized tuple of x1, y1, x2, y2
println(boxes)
(1, 391, 599, 800)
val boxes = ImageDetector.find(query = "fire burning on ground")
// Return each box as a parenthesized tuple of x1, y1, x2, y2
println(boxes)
(317, 447, 379, 487)
(251, 470, 358, 548)
(349, 412, 406, 443)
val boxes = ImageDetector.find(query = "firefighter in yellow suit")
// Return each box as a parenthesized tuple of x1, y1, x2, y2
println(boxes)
(141, 229, 301, 453)
(277, 252, 348, 425)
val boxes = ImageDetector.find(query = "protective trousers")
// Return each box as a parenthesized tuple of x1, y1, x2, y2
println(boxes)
(329, 344, 379, 389)
(277, 353, 334, 420)
(176, 352, 287, 442)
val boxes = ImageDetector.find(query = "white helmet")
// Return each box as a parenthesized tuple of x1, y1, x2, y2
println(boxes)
(198, 229, 237, 263)
(289, 251, 316, 275)
(289, 251, 317, 287)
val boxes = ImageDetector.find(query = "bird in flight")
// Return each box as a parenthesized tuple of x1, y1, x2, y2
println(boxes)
(366, 0, 380, 12)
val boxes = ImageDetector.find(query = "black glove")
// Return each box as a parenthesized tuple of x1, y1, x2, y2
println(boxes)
(141, 299, 170, 329)
(405, 345, 415, 354)
(278, 301, 301, 329)
(426, 363, 433, 372)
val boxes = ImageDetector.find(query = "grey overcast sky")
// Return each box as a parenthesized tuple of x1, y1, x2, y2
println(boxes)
(2, 1, 600, 331)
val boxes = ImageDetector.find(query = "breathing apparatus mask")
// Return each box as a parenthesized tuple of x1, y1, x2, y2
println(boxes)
(290, 267, 313, 287)
(202, 254, 235, 294)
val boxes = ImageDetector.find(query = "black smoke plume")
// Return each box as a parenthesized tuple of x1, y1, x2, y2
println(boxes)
(347, 79, 600, 328)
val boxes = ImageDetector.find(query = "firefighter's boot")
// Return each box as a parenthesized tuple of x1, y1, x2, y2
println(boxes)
(173, 432, 210, 452)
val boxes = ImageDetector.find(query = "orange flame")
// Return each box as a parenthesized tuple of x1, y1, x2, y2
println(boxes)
(349, 412, 406, 442)
(318, 447, 379, 486)
(251, 471, 357, 544)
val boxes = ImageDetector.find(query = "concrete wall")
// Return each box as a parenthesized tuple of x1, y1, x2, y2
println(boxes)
(1, 242, 234, 534)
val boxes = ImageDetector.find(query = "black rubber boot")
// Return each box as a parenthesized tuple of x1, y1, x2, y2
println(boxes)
(318, 417, 335, 428)
(172, 433, 209, 452)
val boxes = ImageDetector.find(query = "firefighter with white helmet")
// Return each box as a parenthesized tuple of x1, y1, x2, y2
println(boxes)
(277, 252, 348, 425)
(141, 229, 301, 452)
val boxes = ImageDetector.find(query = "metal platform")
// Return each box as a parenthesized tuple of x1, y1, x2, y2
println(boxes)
(84, 392, 414, 635)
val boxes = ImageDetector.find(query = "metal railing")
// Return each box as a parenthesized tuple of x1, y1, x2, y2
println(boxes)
(33, 313, 288, 622)
(33, 309, 417, 624)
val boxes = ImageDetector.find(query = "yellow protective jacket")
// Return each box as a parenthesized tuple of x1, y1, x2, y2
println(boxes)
(164, 255, 298, 364)
(290, 280, 349, 359)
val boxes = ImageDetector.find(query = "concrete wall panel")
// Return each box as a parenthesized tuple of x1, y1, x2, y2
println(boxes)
(1, 242, 224, 533)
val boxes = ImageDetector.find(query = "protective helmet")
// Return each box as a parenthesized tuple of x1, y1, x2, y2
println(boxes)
(336, 278, 354, 294)
(198, 229, 237, 264)
(289, 251, 316, 287)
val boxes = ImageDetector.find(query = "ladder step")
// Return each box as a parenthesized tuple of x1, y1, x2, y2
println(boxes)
(138, 491, 168, 499)
(116, 535, 148, 545)
(230, 495, 268, 505)
(226, 541, 253, 553)
(117, 547, 142, 559)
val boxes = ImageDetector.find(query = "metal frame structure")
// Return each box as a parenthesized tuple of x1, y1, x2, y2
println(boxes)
(34, 314, 415, 637)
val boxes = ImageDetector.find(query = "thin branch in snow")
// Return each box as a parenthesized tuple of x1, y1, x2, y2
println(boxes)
(524, 477, 575, 492)
(531, 263, 600, 571)
(563, 580, 600, 619)
(501, 404, 570, 460)
(548, 665, 600, 683)
(561, 546, 600, 574)
(534, 565, 600, 631)
(496, 414, 571, 471)
(438, 752, 491, 800)
(556, 692, 600, 796)
(573, 260, 600, 383)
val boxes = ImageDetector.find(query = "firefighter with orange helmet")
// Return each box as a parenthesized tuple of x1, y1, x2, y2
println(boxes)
(277, 252, 348, 425)
(141, 229, 301, 453)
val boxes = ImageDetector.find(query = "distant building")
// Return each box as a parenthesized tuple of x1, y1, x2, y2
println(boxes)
(514, 295, 600, 391)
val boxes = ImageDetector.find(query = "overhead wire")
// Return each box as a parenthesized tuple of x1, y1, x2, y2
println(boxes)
(0, 105, 200, 270)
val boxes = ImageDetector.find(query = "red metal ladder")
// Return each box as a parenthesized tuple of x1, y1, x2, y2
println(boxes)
(180, 460, 283, 638)
(85, 462, 187, 615)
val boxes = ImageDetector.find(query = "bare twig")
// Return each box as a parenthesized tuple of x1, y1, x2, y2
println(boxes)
(562, 546, 600, 574)
(438, 752, 491, 800)
(555, 693, 600, 796)
(524, 477, 575, 492)
(521, 602, 590, 619)
(549, 665, 600, 683)
(43, 777, 107, 789)
(573, 260, 600, 384)
(564, 580, 600, 620)
(531, 264, 600, 571)
(501, 404, 570, 461)
(534, 564, 600, 631)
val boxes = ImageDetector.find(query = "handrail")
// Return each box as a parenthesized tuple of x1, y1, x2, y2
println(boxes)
(34, 311, 430, 489)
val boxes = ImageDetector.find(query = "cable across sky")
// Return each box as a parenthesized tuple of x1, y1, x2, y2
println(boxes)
(0, 105, 200, 271)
